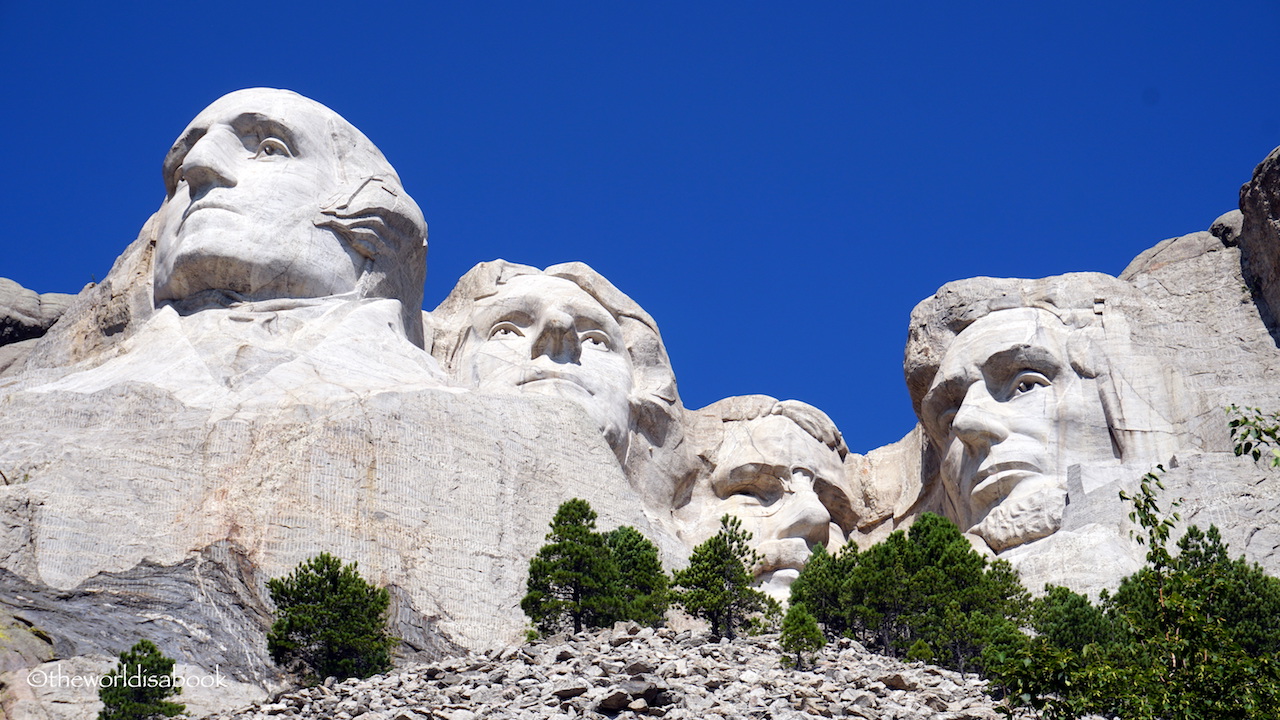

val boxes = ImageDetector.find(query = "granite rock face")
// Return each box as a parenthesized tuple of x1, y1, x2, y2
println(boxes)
(0, 90, 685, 720)
(4, 85, 1280, 720)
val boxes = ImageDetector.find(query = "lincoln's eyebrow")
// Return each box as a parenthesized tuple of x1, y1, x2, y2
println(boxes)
(229, 113, 299, 154)
(981, 345, 1063, 385)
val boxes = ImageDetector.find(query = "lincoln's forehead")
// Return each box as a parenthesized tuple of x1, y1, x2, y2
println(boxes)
(937, 307, 1069, 379)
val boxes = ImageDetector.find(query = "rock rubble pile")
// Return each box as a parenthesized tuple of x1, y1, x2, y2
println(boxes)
(194, 623, 1006, 720)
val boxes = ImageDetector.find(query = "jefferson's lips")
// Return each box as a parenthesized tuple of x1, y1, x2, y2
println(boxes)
(517, 374, 594, 396)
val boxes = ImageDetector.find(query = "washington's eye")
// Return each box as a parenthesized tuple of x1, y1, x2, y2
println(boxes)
(581, 331, 611, 350)
(171, 165, 185, 187)
(488, 322, 524, 340)
(1011, 371, 1050, 397)
(253, 137, 293, 159)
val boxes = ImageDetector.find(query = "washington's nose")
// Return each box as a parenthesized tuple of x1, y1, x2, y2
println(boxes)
(777, 470, 831, 547)
(180, 131, 237, 197)
(951, 383, 1009, 451)
(531, 310, 579, 363)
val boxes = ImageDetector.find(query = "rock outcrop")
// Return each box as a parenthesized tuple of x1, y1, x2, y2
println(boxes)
(0, 277, 78, 376)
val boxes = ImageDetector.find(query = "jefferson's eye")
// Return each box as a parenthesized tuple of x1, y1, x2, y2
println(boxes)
(581, 331, 612, 350)
(488, 322, 524, 340)
(253, 137, 293, 159)
(1011, 371, 1050, 397)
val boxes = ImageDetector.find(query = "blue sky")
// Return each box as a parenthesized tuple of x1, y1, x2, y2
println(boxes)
(3, 3, 1278, 453)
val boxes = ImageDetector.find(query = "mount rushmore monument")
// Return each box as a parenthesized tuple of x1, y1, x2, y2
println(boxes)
(3, 88, 1280, 715)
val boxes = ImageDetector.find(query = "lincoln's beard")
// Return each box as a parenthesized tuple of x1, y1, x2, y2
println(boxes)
(970, 484, 1066, 553)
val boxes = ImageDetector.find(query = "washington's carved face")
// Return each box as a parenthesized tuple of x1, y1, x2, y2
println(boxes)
(684, 414, 840, 602)
(460, 274, 635, 449)
(154, 89, 363, 304)
(921, 307, 1110, 552)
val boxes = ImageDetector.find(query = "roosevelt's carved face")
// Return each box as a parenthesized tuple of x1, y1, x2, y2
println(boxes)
(921, 307, 1111, 552)
(683, 414, 841, 603)
(460, 274, 635, 450)
(154, 89, 363, 304)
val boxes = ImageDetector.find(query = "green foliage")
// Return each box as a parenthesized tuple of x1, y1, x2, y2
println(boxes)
(1228, 404, 1280, 466)
(995, 466, 1280, 719)
(604, 525, 669, 626)
(779, 603, 825, 669)
(744, 595, 784, 636)
(790, 512, 1028, 675)
(906, 639, 933, 663)
(787, 541, 858, 639)
(267, 553, 394, 683)
(522, 499, 623, 635)
(1030, 585, 1118, 653)
(97, 639, 185, 720)
(672, 514, 769, 640)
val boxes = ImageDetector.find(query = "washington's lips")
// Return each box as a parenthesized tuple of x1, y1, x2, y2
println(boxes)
(970, 461, 1041, 500)
(179, 200, 242, 231)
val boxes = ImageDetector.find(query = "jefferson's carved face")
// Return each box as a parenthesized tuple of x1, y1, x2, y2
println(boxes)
(684, 414, 840, 603)
(460, 275, 635, 449)
(921, 307, 1109, 552)
(154, 89, 363, 304)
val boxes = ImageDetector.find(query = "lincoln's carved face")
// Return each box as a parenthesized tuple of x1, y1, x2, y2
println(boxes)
(682, 414, 841, 603)
(921, 307, 1111, 552)
(459, 274, 635, 450)
(154, 89, 365, 305)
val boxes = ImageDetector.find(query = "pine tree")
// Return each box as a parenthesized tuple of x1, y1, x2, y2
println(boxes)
(779, 602, 825, 670)
(672, 514, 768, 640)
(604, 525, 669, 626)
(522, 499, 623, 635)
(1031, 585, 1118, 652)
(97, 639, 185, 720)
(267, 553, 395, 683)
(788, 542, 856, 638)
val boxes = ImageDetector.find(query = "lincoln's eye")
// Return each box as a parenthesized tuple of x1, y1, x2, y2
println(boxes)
(1011, 371, 1050, 398)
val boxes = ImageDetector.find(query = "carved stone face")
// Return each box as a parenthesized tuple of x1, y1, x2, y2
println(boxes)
(683, 414, 840, 603)
(459, 274, 635, 450)
(154, 89, 364, 304)
(921, 307, 1111, 552)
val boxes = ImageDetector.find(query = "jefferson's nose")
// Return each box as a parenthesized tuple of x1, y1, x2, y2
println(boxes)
(776, 470, 831, 547)
(179, 130, 238, 198)
(951, 383, 1009, 451)
(531, 310, 579, 363)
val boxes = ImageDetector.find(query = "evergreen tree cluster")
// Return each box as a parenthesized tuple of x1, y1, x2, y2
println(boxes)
(995, 467, 1280, 719)
(789, 512, 1028, 675)
(521, 499, 669, 636)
